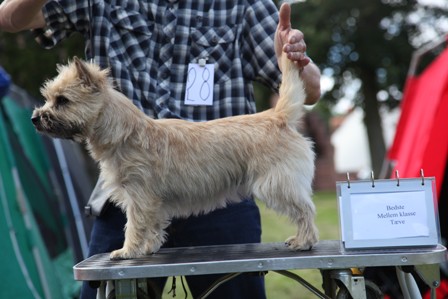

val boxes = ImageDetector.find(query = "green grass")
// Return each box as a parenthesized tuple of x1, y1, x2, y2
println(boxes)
(161, 191, 339, 298)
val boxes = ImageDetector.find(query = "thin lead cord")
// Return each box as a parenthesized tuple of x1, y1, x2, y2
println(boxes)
(87, 0, 94, 63)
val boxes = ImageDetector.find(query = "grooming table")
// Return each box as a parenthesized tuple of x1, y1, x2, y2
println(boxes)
(74, 240, 447, 299)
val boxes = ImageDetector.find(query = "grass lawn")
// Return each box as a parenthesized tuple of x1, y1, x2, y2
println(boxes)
(162, 191, 340, 298)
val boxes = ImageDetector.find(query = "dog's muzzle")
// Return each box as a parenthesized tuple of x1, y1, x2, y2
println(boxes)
(31, 113, 44, 130)
(31, 111, 81, 140)
(31, 115, 41, 125)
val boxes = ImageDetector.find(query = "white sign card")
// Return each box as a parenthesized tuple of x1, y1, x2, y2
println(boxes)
(351, 191, 428, 240)
(337, 177, 440, 250)
(184, 63, 214, 106)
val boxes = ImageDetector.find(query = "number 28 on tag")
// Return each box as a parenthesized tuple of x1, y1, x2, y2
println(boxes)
(184, 62, 214, 106)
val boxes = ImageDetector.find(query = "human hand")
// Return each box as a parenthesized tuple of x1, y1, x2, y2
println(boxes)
(0, 0, 47, 32)
(275, 3, 310, 71)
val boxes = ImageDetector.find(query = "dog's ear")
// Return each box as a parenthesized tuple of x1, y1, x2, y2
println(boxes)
(73, 56, 97, 88)
(56, 63, 64, 73)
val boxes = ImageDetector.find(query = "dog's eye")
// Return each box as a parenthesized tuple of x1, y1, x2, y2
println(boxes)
(55, 95, 70, 106)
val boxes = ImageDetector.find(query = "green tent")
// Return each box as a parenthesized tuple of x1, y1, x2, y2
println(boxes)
(0, 94, 82, 298)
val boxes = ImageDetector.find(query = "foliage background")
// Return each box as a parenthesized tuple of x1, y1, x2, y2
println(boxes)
(284, 0, 447, 175)
(0, 30, 84, 97)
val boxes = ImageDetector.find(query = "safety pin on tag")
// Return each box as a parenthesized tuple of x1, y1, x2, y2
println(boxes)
(198, 57, 208, 67)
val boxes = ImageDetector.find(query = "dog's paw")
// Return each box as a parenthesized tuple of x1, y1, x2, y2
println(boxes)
(110, 248, 138, 260)
(285, 235, 317, 251)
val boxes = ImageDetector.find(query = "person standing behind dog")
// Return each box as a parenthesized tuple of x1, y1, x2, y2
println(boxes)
(0, 1, 321, 298)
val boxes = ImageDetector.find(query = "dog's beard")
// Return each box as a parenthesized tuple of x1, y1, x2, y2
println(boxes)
(32, 111, 83, 140)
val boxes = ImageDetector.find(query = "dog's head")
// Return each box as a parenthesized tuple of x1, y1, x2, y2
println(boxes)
(31, 57, 110, 141)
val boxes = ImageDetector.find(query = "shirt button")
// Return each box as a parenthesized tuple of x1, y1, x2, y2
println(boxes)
(161, 71, 169, 79)
(211, 36, 219, 45)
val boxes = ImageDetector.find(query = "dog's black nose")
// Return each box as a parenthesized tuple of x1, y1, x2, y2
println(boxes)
(31, 115, 40, 125)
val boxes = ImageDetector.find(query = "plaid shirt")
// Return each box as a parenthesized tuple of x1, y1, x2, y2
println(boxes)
(34, 0, 282, 120)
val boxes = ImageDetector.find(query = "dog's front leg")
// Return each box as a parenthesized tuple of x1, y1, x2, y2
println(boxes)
(110, 199, 166, 260)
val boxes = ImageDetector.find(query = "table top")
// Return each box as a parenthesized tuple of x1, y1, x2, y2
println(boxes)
(73, 240, 447, 281)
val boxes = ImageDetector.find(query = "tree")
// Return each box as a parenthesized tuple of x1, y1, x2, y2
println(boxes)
(0, 31, 84, 99)
(290, 0, 447, 176)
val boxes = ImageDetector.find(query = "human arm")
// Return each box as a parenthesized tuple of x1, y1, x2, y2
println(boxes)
(275, 3, 321, 105)
(0, 0, 47, 32)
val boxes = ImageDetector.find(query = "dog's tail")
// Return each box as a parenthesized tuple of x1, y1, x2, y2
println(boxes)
(274, 55, 306, 127)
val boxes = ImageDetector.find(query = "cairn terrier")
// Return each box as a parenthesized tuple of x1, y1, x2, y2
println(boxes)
(32, 56, 318, 260)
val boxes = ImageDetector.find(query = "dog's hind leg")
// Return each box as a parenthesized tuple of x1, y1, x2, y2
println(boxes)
(283, 200, 319, 251)
(252, 169, 318, 250)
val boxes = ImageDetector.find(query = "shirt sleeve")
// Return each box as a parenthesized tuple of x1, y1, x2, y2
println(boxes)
(241, 0, 282, 93)
(33, 0, 90, 49)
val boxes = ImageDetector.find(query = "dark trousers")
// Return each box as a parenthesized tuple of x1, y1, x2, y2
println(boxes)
(80, 199, 266, 299)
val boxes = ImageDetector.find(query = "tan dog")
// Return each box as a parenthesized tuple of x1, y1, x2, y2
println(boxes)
(32, 56, 318, 260)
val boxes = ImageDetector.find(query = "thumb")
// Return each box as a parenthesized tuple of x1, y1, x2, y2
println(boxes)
(278, 3, 292, 30)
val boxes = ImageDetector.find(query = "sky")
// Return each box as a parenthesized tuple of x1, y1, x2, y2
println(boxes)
(418, 0, 448, 7)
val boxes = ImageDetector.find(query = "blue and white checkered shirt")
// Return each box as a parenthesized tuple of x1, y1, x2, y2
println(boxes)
(34, 0, 282, 120)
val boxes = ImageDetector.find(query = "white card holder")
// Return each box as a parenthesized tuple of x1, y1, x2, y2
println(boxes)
(337, 174, 440, 251)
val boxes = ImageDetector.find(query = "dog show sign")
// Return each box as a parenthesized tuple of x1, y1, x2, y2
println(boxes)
(337, 174, 440, 250)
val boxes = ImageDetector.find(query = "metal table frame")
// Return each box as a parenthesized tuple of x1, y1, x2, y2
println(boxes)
(73, 240, 447, 298)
